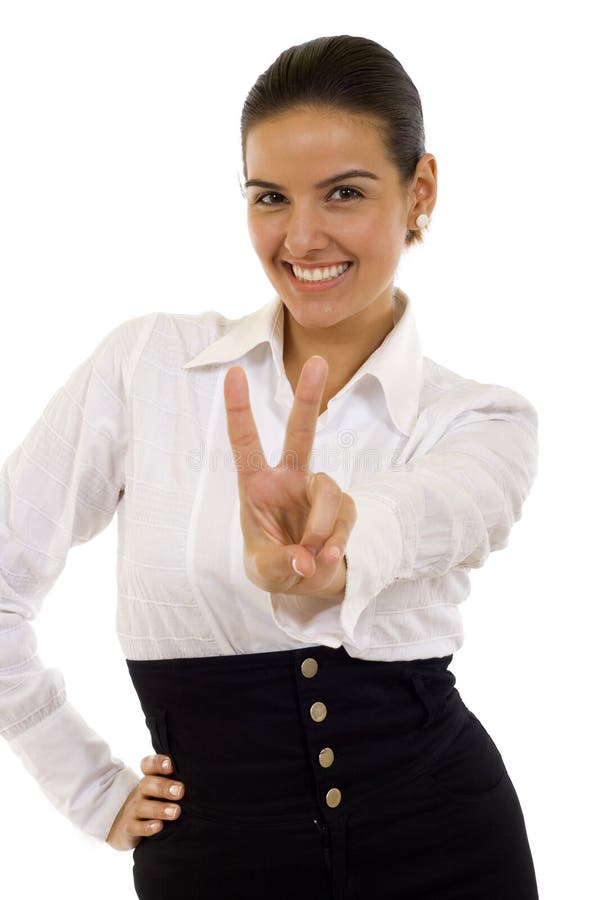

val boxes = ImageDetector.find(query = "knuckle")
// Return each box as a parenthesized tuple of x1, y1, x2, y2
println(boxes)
(292, 420, 314, 437)
(148, 801, 162, 819)
(307, 527, 329, 542)
(314, 471, 338, 494)
(137, 799, 153, 819)
(253, 557, 270, 582)
(344, 493, 357, 518)
(140, 778, 155, 798)
(155, 776, 171, 796)
(138, 775, 153, 796)
(123, 810, 142, 834)
(142, 777, 165, 801)
(133, 800, 147, 821)
(323, 487, 342, 506)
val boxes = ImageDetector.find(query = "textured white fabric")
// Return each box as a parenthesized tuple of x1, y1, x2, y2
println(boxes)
(0, 286, 539, 839)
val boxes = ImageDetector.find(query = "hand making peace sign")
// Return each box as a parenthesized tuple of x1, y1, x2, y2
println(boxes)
(223, 356, 357, 600)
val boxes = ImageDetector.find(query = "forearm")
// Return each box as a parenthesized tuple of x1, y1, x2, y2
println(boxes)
(316, 554, 347, 601)
(269, 383, 538, 649)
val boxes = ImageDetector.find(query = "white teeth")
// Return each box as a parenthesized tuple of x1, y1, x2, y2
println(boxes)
(291, 262, 350, 282)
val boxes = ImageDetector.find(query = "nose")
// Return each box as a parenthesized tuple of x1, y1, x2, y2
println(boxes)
(283, 202, 330, 258)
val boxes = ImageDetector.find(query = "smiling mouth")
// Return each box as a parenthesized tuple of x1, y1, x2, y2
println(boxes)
(283, 261, 353, 284)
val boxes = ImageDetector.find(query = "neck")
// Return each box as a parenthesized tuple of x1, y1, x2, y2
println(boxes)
(282, 289, 400, 413)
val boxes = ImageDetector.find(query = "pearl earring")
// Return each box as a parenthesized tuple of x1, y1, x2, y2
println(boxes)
(415, 213, 429, 229)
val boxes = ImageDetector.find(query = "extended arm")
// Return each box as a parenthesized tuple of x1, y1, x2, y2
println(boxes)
(270, 379, 539, 649)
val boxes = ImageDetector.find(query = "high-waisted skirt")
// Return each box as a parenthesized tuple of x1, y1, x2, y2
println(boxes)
(125, 645, 539, 900)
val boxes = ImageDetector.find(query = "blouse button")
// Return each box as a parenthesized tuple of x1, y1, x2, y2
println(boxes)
(301, 657, 318, 678)
(326, 788, 342, 808)
(319, 747, 334, 768)
(310, 701, 327, 722)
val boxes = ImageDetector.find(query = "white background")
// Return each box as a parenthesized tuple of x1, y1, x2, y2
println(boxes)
(1, 1, 597, 897)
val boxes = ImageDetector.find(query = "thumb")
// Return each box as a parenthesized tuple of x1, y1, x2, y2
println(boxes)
(290, 544, 317, 578)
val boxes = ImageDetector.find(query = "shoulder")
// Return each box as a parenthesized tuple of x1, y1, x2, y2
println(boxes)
(419, 355, 538, 435)
(132, 308, 237, 363)
(94, 306, 236, 377)
(152, 307, 234, 345)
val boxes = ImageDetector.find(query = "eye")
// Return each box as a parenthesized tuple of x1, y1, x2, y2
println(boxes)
(251, 185, 364, 206)
(329, 186, 364, 201)
(254, 191, 286, 206)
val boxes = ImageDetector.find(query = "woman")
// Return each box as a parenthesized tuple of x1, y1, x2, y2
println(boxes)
(1, 35, 539, 899)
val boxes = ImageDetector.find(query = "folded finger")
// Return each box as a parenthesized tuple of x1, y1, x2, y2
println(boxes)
(305, 492, 357, 566)
(140, 755, 172, 775)
(299, 472, 343, 556)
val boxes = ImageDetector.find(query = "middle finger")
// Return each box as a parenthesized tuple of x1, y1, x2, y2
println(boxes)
(143, 776, 185, 800)
(139, 798, 181, 822)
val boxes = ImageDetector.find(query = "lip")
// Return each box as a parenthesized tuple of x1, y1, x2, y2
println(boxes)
(284, 260, 352, 268)
(282, 260, 354, 293)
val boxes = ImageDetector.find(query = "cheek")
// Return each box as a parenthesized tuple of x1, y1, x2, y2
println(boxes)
(346, 220, 388, 258)
(357, 208, 405, 257)
(247, 215, 279, 257)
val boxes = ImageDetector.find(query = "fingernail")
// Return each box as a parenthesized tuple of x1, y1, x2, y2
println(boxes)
(292, 557, 303, 576)
(329, 547, 341, 560)
(162, 758, 171, 770)
(169, 784, 182, 796)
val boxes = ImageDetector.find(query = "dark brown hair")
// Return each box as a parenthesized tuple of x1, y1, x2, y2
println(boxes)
(240, 34, 429, 246)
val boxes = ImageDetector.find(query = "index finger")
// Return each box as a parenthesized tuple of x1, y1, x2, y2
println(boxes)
(280, 356, 328, 472)
(223, 365, 268, 478)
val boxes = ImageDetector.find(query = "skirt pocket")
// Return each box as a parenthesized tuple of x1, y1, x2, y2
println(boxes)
(143, 706, 178, 772)
(423, 709, 508, 803)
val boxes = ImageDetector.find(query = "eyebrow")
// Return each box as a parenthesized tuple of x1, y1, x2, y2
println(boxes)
(244, 169, 380, 191)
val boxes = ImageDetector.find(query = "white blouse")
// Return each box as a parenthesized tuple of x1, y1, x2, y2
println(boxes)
(0, 286, 539, 841)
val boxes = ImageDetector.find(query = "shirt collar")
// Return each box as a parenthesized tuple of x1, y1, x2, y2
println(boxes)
(181, 286, 422, 436)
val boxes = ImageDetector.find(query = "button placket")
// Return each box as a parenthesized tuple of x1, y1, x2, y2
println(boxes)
(299, 654, 343, 812)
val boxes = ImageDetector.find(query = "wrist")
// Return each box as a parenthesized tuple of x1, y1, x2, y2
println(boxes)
(320, 555, 347, 601)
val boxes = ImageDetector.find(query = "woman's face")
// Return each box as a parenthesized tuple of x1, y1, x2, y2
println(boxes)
(244, 107, 413, 332)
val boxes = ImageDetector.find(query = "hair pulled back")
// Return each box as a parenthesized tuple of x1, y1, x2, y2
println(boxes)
(240, 34, 429, 246)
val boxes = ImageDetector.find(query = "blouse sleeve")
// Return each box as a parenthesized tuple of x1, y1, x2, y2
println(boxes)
(269, 380, 539, 651)
(0, 312, 156, 841)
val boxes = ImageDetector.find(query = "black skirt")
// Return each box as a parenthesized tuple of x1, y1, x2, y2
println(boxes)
(126, 645, 539, 900)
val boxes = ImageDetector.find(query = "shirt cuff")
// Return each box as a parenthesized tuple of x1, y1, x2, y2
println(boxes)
(8, 700, 141, 842)
(269, 591, 345, 647)
(269, 495, 402, 651)
(340, 494, 403, 647)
